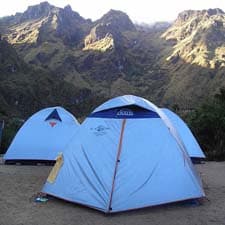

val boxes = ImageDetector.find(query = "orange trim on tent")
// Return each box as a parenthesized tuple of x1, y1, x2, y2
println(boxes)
(107, 119, 127, 212)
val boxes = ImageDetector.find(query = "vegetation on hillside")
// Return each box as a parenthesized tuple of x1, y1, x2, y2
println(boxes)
(162, 8, 225, 68)
(1, 3, 225, 110)
(0, 2, 225, 161)
(0, 117, 23, 154)
(188, 88, 225, 160)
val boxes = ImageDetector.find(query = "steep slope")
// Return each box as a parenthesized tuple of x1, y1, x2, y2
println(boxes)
(3, 2, 91, 46)
(159, 9, 225, 108)
(162, 8, 225, 69)
(84, 9, 136, 51)
(1, 3, 167, 101)
(0, 38, 101, 119)
(0, 2, 225, 117)
(1, 1, 91, 70)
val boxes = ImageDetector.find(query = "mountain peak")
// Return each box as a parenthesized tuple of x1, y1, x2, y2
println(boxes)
(39, 1, 51, 7)
(83, 8, 135, 51)
(106, 9, 127, 16)
(63, 4, 73, 12)
(162, 8, 225, 68)
(176, 8, 224, 24)
(97, 9, 136, 32)
(20, 1, 55, 21)
(207, 8, 224, 15)
(101, 9, 132, 21)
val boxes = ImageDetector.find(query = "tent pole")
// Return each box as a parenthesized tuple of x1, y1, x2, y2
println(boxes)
(107, 119, 126, 212)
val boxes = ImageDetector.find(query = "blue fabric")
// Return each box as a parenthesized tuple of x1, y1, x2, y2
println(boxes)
(162, 108, 205, 158)
(4, 107, 79, 161)
(111, 119, 204, 211)
(43, 118, 121, 211)
(89, 106, 160, 119)
(93, 96, 200, 161)
(42, 95, 205, 213)
(43, 117, 205, 212)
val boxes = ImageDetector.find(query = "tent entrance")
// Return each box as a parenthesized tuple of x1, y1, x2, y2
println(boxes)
(89, 105, 160, 119)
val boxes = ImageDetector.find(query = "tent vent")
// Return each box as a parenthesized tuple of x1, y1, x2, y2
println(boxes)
(45, 109, 62, 122)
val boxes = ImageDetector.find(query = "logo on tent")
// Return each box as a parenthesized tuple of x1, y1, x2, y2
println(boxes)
(116, 108, 134, 117)
(91, 125, 110, 136)
(49, 121, 57, 127)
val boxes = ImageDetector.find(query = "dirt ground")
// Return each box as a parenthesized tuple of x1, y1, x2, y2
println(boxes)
(0, 161, 225, 225)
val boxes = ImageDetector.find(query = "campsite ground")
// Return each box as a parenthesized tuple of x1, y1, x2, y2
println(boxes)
(0, 161, 225, 225)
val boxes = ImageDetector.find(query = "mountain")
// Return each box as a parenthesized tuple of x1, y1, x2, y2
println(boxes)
(160, 8, 225, 107)
(84, 9, 136, 51)
(162, 8, 225, 68)
(1, 3, 138, 82)
(2, 2, 91, 46)
(0, 37, 103, 119)
(0, 2, 225, 120)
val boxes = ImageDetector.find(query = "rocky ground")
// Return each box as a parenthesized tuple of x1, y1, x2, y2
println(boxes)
(0, 161, 225, 225)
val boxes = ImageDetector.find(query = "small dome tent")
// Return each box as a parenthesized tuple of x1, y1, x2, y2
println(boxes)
(161, 108, 205, 159)
(4, 107, 79, 163)
(42, 95, 205, 213)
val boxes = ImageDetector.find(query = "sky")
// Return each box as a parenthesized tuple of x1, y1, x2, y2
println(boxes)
(0, 0, 224, 23)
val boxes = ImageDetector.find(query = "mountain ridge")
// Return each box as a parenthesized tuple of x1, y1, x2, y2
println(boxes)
(0, 2, 225, 120)
(162, 8, 225, 68)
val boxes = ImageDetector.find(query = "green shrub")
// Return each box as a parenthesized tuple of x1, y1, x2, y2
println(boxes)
(0, 118, 23, 154)
(188, 88, 225, 161)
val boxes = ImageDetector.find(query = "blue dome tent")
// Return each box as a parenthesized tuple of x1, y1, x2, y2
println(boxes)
(4, 107, 79, 163)
(42, 95, 205, 213)
(161, 108, 205, 160)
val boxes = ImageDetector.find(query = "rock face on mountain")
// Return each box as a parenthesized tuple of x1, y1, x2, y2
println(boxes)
(162, 8, 225, 68)
(83, 25, 114, 51)
(20, 1, 54, 21)
(97, 9, 136, 32)
(2, 2, 91, 46)
(0, 2, 225, 119)
(54, 5, 92, 46)
(83, 10, 135, 51)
